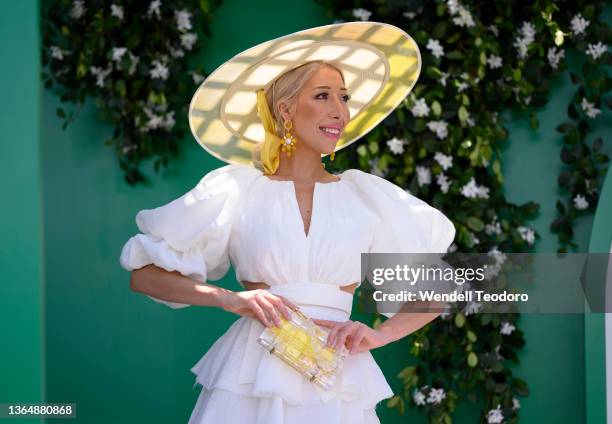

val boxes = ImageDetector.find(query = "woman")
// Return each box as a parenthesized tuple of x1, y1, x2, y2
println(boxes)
(120, 22, 455, 423)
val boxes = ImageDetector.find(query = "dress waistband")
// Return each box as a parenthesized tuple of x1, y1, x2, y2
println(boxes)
(265, 283, 353, 316)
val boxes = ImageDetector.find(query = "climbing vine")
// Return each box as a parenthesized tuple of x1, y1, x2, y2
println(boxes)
(318, 0, 610, 422)
(42, 0, 220, 185)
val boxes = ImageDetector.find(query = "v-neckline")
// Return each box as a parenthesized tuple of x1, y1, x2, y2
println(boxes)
(260, 173, 343, 241)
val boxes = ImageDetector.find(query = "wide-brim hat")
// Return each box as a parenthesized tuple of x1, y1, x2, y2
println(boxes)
(188, 21, 421, 167)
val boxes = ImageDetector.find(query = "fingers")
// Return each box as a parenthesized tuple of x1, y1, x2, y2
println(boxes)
(248, 300, 271, 328)
(333, 322, 356, 350)
(257, 295, 282, 327)
(272, 295, 297, 320)
(349, 327, 367, 354)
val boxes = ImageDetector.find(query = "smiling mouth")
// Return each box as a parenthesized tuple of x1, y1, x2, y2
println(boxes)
(319, 126, 341, 139)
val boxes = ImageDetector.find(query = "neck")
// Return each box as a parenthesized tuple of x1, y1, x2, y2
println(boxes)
(273, 144, 328, 181)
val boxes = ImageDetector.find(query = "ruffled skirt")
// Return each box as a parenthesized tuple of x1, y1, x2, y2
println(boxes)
(187, 283, 394, 424)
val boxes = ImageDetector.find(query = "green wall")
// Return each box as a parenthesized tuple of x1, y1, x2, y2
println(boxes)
(0, 2, 45, 424)
(0, 0, 607, 423)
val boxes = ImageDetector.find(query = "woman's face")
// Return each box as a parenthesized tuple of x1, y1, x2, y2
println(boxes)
(280, 66, 350, 155)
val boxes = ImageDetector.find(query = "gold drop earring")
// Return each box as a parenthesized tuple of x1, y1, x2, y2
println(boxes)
(281, 120, 297, 156)
(330, 151, 335, 161)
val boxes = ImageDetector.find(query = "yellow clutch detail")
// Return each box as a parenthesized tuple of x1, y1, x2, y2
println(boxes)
(257, 308, 349, 390)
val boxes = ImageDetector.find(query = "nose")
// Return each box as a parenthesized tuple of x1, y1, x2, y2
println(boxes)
(328, 95, 344, 121)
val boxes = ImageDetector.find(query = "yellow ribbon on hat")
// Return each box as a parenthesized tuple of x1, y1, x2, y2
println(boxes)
(256, 89, 282, 175)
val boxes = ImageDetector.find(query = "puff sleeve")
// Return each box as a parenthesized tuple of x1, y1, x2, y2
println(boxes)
(343, 170, 456, 318)
(119, 164, 257, 309)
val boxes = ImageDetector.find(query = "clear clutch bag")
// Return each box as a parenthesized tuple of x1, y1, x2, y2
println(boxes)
(257, 307, 349, 390)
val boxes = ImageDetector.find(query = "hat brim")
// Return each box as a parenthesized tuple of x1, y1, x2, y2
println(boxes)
(189, 21, 421, 166)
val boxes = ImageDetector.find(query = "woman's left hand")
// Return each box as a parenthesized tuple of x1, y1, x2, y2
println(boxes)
(312, 319, 390, 354)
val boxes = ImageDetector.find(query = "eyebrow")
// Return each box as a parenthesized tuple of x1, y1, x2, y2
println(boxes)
(313, 85, 348, 91)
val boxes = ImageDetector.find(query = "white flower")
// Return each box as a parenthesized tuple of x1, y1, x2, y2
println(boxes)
(456, 81, 468, 92)
(500, 321, 516, 335)
(427, 387, 446, 404)
(413, 389, 426, 406)
(426, 39, 445, 59)
(50, 45, 67, 60)
(547, 47, 565, 69)
(410, 97, 430, 118)
(175, 9, 192, 32)
(426, 120, 449, 139)
(581, 98, 601, 118)
(168, 44, 185, 58)
(467, 117, 475, 127)
(570, 14, 590, 36)
(439, 71, 449, 87)
(487, 55, 502, 69)
(573, 194, 589, 210)
(471, 233, 480, 245)
(434, 152, 453, 170)
(586, 42, 607, 60)
(514, 21, 536, 59)
(446, 0, 460, 15)
(464, 301, 483, 315)
(162, 110, 176, 130)
(487, 404, 504, 424)
(517, 226, 535, 245)
(89, 65, 112, 88)
(485, 217, 502, 236)
(436, 173, 451, 193)
(454, 8, 475, 27)
(460, 177, 489, 199)
(191, 71, 205, 84)
(403, 11, 416, 19)
(128, 52, 139, 75)
(488, 24, 499, 37)
(352, 8, 372, 21)
(512, 397, 520, 410)
(111, 47, 128, 62)
(416, 166, 431, 186)
(386, 137, 405, 155)
(110, 4, 124, 20)
(149, 59, 169, 80)
(70, 0, 85, 19)
(147, 0, 162, 20)
(180, 33, 198, 50)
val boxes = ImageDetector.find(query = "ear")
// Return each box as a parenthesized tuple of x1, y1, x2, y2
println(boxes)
(277, 101, 294, 123)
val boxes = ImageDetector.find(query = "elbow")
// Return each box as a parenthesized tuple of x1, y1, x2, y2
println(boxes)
(129, 266, 151, 293)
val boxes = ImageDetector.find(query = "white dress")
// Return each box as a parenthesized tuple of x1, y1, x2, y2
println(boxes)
(119, 163, 455, 424)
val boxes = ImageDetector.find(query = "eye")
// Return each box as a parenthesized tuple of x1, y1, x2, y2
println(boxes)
(315, 92, 351, 102)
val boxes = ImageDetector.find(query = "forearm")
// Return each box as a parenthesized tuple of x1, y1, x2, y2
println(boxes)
(377, 301, 446, 345)
(130, 264, 233, 308)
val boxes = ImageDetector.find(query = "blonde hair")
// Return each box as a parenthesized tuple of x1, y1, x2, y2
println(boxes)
(251, 60, 346, 172)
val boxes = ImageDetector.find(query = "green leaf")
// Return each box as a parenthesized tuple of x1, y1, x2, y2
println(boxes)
(467, 330, 477, 342)
(513, 68, 522, 82)
(467, 217, 485, 232)
(458, 106, 469, 122)
(387, 395, 400, 408)
(447, 50, 465, 60)
(431, 100, 442, 116)
(556, 123, 574, 134)
(455, 313, 465, 328)
(467, 351, 478, 367)
(492, 160, 503, 184)
(433, 21, 447, 39)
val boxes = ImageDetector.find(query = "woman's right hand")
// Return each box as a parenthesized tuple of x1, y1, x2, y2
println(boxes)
(220, 289, 300, 328)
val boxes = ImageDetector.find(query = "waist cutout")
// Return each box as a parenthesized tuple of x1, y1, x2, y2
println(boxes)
(266, 282, 353, 317)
